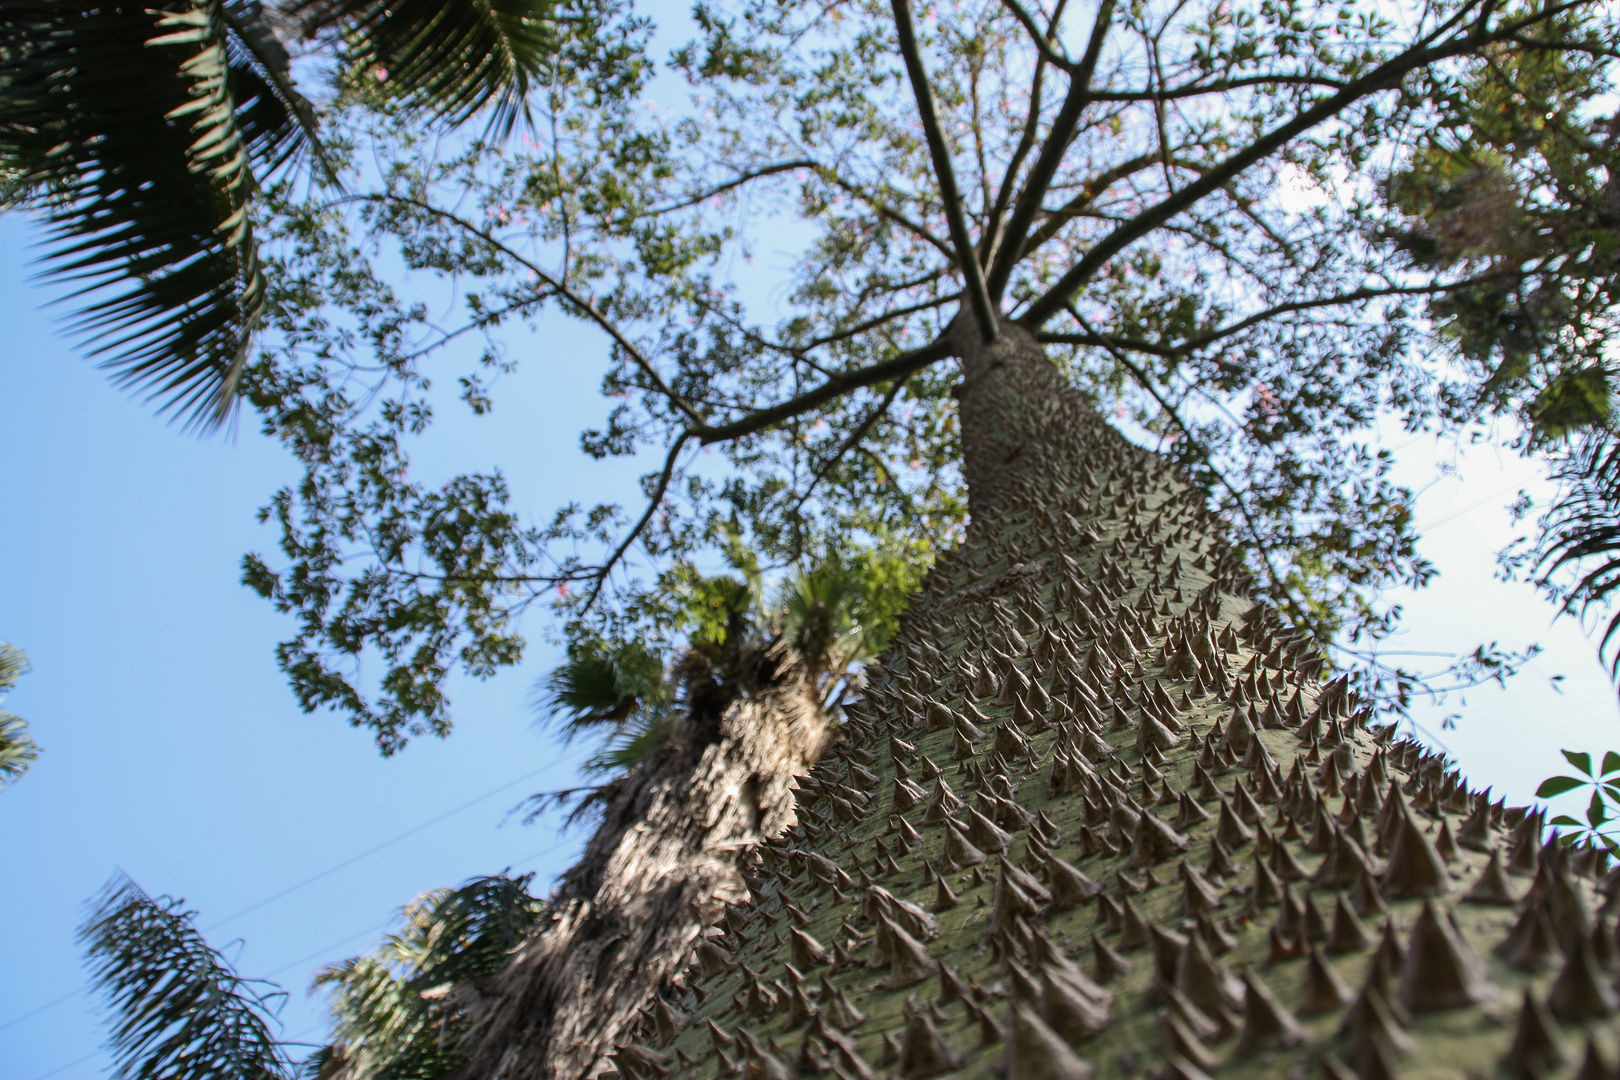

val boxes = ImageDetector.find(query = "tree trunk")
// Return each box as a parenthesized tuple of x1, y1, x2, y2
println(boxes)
(593, 325, 1604, 1080)
(455, 655, 832, 1080)
(472, 322, 1605, 1080)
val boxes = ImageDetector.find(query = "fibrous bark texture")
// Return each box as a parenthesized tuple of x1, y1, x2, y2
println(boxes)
(456, 667, 832, 1080)
(600, 328, 1619, 1080)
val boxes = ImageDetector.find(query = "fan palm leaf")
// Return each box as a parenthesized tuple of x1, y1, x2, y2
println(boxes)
(0, 1, 317, 430)
(1, 0, 621, 428)
(314, 874, 546, 1080)
(287, 0, 577, 137)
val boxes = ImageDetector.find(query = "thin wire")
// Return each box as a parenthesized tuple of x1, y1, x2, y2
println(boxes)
(0, 990, 83, 1034)
(259, 834, 578, 983)
(25, 1050, 99, 1080)
(2, 750, 588, 1034)
(202, 756, 583, 933)
(1411, 482, 1521, 535)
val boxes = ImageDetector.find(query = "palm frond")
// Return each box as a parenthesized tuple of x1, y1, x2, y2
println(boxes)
(0, 1, 321, 430)
(287, 0, 570, 135)
(1536, 431, 1620, 678)
(0, 642, 38, 788)
(314, 874, 545, 1080)
(537, 638, 666, 735)
(583, 711, 676, 776)
(79, 873, 296, 1080)
(779, 564, 861, 672)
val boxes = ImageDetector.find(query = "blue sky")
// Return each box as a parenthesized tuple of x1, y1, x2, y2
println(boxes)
(5, 30, 1620, 1079)
(0, 214, 629, 1080)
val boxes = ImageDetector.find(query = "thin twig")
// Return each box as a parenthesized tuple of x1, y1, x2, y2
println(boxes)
(581, 435, 692, 613)
(346, 193, 708, 429)
(694, 338, 952, 444)
(1022, 0, 1522, 325)
(788, 380, 906, 516)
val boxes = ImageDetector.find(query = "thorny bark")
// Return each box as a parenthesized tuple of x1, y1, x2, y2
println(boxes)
(454, 646, 833, 1080)
(460, 316, 1177, 1079)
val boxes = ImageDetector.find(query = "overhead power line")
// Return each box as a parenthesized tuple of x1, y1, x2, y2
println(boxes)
(1, 751, 584, 1036)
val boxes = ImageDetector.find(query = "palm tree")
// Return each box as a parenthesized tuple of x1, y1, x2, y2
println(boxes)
(0, 0, 635, 429)
(0, 641, 38, 788)
(77, 870, 546, 1080)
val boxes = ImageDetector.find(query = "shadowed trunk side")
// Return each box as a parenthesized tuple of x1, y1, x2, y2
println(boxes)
(453, 649, 832, 1080)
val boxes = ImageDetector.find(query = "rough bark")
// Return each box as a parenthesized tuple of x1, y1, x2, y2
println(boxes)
(606, 328, 1616, 1080)
(455, 653, 832, 1080)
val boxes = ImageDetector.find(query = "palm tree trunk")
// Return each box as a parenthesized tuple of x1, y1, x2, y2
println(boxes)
(456, 663, 832, 1080)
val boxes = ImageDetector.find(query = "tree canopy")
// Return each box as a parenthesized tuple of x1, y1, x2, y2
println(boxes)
(197, 0, 1619, 753)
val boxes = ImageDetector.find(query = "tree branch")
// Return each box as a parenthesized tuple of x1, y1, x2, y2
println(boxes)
(692, 338, 951, 444)
(788, 379, 906, 515)
(1086, 74, 1350, 101)
(791, 292, 962, 354)
(1018, 152, 1161, 256)
(637, 160, 816, 218)
(1022, 1, 1515, 326)
(889, 0, 999, 341)
(982, 54, 1048, 267)
(347, 194, 708, 429)
(1038, 275, 1512, 363)
(997, 0, 1076, 71)
(985, 0, 1117, 299)
(581, 434, 691, 613)
(815, 167, 958, 262)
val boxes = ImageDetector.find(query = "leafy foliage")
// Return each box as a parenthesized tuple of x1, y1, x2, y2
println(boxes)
(289, 0, 645, 137)
(1537, 748, 1620, 849)
(80, 873, 297, 1080)
(222, 0, 1620, 744)
(312, 873, 547, 1080)
(1521, 436, 1620, 678)
(0, 641, 38, 788)
(533, 538, 928, 776)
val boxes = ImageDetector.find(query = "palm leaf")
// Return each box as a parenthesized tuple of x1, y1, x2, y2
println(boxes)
(1537, 432, 1620, 678)
(314, 874, 545, 1080)
(79, 873, 296, 1080)
(0, 2, 321, 430)
(0, 642, 38, 788)
(538, 638, 667, 735)
(286, 0, 571, 135)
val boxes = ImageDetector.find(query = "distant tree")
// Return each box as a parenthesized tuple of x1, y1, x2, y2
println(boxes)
(0, 641, 38, 788)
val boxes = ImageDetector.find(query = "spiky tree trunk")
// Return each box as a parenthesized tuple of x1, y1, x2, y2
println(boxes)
(456, 655, 833, 1080)
(582, 328, 1617, 1080)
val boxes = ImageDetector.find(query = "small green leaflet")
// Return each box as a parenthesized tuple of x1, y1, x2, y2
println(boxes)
(1536, 775, 1587, 798)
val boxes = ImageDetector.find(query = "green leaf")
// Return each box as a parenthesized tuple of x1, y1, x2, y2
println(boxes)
(1550, 814, 1584, 827)
(1537, 775, 1587, 798)
(1563, 750, 1594, 776)
(0, 643, 38, 788)
(1601, 751, 1620, 776)
(1590, 790, 1610, 828)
